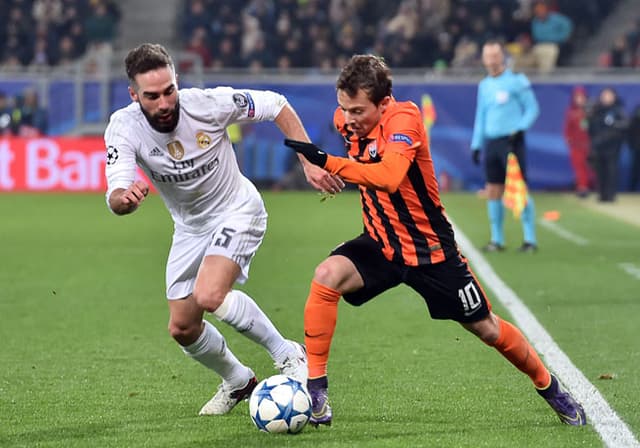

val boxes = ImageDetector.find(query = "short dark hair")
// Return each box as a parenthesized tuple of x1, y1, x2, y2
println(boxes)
(336, 55, 392, 105)
(483, 39, 505, 49)
(125, 43, 174, 85)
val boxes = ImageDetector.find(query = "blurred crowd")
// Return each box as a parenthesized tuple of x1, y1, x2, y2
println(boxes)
(0, 89, 48, 136)
(604, 18, 640, 68)
(179, 0, 619, 73)
(0, 0, 120, 72)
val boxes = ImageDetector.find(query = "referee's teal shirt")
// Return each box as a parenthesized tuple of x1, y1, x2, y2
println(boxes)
(471, 69, 539, 151)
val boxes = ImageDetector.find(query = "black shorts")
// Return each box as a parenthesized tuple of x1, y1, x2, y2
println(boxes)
(484, 133, 527, 184)
(330, 234, 491, 323)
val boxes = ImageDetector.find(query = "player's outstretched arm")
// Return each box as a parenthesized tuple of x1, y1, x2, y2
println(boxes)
(284, 139, 411, 193)
(108, 180, 149, 215)
(275, 104, 344, 194)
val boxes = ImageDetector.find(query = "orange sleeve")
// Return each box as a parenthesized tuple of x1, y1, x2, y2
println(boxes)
(323, 149, 414, 193)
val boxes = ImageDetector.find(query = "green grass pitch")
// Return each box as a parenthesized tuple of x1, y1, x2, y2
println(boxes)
(0, 191, 637, 447)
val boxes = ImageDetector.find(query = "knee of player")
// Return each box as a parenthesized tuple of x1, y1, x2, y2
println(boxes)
(463, 314, 500, 345)
(478, 327, 500, 345)
(192, 287, 227, 313)
(476, 320, 500, 345)
(313, 261, 342, 289)
(168, 319, 201, 344)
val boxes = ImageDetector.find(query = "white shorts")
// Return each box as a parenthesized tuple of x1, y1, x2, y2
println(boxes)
(165, 200, 267, 300)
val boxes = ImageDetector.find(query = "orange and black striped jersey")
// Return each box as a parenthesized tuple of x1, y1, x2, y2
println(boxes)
(325, 98, 457, 266)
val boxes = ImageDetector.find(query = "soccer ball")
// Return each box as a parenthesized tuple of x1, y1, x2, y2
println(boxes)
(249, 374, 312, 434)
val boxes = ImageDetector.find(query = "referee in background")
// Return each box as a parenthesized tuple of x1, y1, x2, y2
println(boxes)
(471, 40, 540, 253)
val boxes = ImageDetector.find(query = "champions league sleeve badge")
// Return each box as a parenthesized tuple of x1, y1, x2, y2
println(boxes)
(232, 92, 255, 118)
(233, 93, 248, 108)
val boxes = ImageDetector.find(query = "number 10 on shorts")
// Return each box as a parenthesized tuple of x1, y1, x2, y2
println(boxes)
(459, 282, 482, 316)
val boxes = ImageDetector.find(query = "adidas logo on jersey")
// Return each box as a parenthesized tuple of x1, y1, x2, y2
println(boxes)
(149, 147, 163, 157)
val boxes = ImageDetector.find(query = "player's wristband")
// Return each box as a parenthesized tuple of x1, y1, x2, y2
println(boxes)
(284, 139, 328, 167)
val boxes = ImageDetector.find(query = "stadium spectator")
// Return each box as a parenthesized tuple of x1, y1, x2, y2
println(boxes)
(104, 43, 343, 416)
(450, 36, 479, 69)
(211, 36, 242, 69)
(84, 1, 117, 46)
(587, 87, 628, 202)
(240, 10, 264, 63)
(508, 33, 539, 73)
(82, 1, 120, 74)
(181, 0, 211, 42)
(0, 92, 14, 135)
(250, 35, 277, 70)
(486, 4, 513, 42)
(32, 0, 64, 27)
(563, 86, 593, 197)
(5, 6, 33, 65)
(284, 54, 586, 428)
(609, 35, 631, 68)
(471, 40, 540, 253)
(29, 35, 51, 71)
(12, 88, 48, 136)
(183, 27, 213, 70)
(627, 104, 640, 192)
(54, 35, 79, 67)
(530, 0, 573, 73)
(0, 52, 23, 73)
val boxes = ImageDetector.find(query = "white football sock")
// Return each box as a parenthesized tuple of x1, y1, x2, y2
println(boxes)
(181, 320, 252, 387)
(214, 289, 291, 364)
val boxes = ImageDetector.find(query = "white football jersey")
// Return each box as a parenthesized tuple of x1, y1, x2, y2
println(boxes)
(104, 87, 287, 232)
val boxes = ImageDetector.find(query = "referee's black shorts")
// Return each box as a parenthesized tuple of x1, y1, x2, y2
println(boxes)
(484, 132, 527, 184)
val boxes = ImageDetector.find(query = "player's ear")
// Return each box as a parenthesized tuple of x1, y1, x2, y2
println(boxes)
(379, 96, 392, 112)
(128, 85, 139, 102)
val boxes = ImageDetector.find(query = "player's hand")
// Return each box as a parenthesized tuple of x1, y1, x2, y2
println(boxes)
(471, 149, 481, 166)
(111, 180, 149, 214)
(302, 163, 344, 194)
(124, 180, 149, 205)
(284, 139, 328, 167)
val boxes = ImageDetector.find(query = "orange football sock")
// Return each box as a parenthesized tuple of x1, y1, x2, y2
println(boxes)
(304, 280, 341, 379)
(492, 316, 551, 389)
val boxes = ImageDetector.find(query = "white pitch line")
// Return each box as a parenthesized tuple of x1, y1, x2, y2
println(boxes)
(619, 263, 640, 280)
(452, 221, 639, 448)
(538, 219, 590, 246)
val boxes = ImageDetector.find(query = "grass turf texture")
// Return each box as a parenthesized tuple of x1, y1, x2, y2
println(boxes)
(0, 191, 637, 447)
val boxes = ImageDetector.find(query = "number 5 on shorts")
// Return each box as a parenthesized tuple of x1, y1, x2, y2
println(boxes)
(214, 227, 236, 248)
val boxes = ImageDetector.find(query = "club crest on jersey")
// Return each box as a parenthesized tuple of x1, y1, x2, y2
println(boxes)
(390, 133, 413, 145)
(368, 142, 378, 158)
(196, 132, 211, 149)
(167, 140, 185, 160)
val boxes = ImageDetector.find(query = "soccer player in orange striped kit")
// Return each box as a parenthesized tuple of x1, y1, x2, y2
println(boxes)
(284, 54, 586, 427)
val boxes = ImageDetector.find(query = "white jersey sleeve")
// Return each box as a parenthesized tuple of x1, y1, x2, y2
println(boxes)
(104, 108, 142, 209)
(185, 87, 288, 128)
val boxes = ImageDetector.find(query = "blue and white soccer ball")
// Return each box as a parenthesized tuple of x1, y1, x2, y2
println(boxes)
(249, 374, 312, 434)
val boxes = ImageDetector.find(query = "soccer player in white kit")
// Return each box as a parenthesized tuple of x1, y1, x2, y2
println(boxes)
(104, 43, 344, 416)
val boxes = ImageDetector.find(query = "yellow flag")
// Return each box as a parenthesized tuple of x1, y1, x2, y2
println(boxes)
(421, 94, 436, 132)
(503, 153, 528, 219)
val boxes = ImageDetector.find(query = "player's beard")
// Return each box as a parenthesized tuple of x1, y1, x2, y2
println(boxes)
(141, 98, 180, 133)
